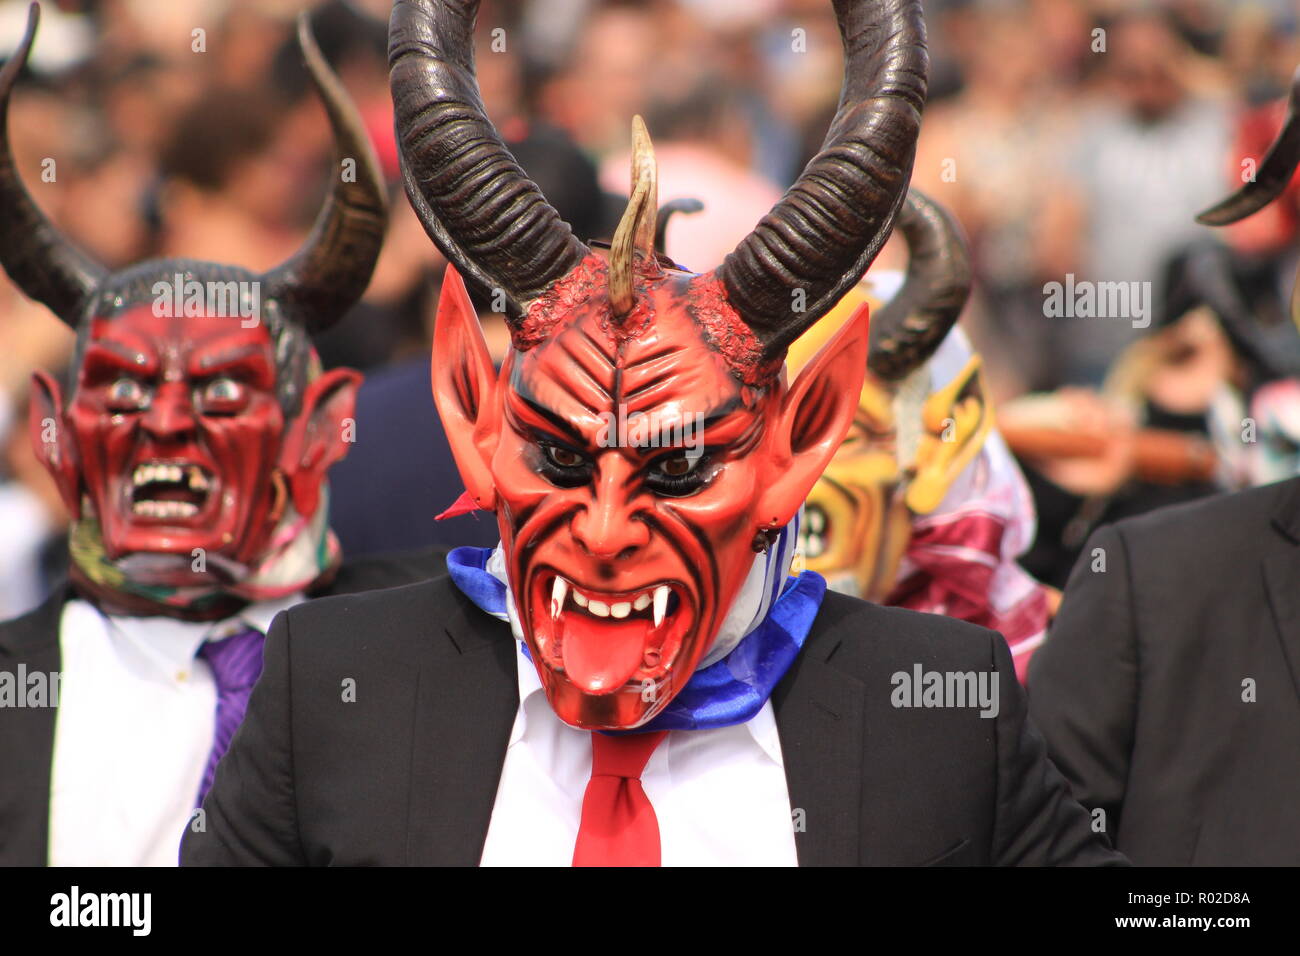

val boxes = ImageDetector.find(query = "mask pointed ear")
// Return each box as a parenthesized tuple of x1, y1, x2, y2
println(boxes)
(431, 265, 499, 512)
(28, 370, 81, 518)
(907, 356, 991, 514)
(279, 367, 362, 519)
(757, 304, 870, 529)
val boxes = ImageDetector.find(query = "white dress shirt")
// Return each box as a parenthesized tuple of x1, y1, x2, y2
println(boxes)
(47, 593, 300, 867)
(479, 650, 799, 866)
(0, 483, 56, 619)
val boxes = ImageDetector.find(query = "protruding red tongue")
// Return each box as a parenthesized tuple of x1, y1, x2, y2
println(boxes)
(561, 615, 650, 695)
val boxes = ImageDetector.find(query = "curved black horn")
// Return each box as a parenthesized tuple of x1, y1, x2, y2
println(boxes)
(868, 189, 972, 381)
(389, 0, 590, 324)
(0, 3, 106, 327)
(262, 14, 389, 331)
(1196, 67, 1300, 227)
(714, 0, 928, 364)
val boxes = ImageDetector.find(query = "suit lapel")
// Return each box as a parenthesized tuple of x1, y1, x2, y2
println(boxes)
(0, 587, 68, 866)
(773, 629, 864, 866)
(1263, 550, 1300, 703)
(1263, 480, 1300, 704)
(405, 587, 519, 865)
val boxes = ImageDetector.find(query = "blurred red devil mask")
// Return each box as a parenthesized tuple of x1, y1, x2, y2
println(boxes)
(0, 7, 387, 608)
(30, 305, 360, 586)
(397, 0, 927, 727)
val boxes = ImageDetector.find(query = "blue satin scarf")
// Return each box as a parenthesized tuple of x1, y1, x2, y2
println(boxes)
(446, 546, 826, 732)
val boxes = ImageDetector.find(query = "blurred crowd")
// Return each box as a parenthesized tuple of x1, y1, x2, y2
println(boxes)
(4, 0, 1300, 615)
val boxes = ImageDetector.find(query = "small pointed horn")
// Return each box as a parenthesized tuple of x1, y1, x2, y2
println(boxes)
(609, 115, 659, 317)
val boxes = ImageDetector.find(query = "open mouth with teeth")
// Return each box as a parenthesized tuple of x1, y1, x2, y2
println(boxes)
(527, 570, 694, 696)
(125, 460, 215, 522)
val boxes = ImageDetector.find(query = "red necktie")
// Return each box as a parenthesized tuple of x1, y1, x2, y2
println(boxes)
(572, 730, 669, 867)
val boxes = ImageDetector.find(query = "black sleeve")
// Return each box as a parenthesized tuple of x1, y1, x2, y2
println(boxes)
(181, 609, 306, 866)
(1027, 523, 1138, 845)
(990, 628, 1127, 865)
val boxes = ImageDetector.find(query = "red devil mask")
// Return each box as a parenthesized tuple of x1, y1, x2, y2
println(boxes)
(0, 6, 387, 612)
(393, 0, 927, 728)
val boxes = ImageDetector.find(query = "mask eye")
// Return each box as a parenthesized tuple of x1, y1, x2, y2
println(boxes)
(197, 376, 246, 413)
(658, 453, 699, 477)
(645, 450, 710, 497)
(545, 445, 586, 468)
(537, 442, 592, 487)
(106, 376, 151, 412)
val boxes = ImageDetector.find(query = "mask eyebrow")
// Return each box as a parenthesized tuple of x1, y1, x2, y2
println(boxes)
(620, 415, 710, 459)
(81, 340, 158, 379)
(614, 399, 760, 461)
(651, 401, 753, 446)
(699, 399, 749, 433)
(505, 389, 588, 448)
(188, 342, 275, 385)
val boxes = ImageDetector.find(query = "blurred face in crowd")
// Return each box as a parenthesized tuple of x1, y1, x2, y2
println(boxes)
(1109, 17, 1188, 123)
(966, 15, 1047, 100)
(564, 8, 659, 148)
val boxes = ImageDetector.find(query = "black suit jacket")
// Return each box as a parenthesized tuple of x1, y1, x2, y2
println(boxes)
(0, 548, 445, 866)
(1029, 476, 1300, 865)
(181, 574, 1122, 866)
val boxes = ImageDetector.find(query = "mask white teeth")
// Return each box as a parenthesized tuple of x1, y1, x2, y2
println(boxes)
(132, 461, 210, 495)
(551, 576, 568, 620)
(653, 586, 669, 628)
(559, 584, 673, 622)
(131, 499, 199, 519)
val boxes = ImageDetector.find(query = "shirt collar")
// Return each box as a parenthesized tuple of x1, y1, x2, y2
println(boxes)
(204, 592, 302, 641)
(74, 592, 302, 671)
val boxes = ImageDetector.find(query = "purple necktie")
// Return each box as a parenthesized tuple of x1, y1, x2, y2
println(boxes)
(195, 626, 265, 806)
